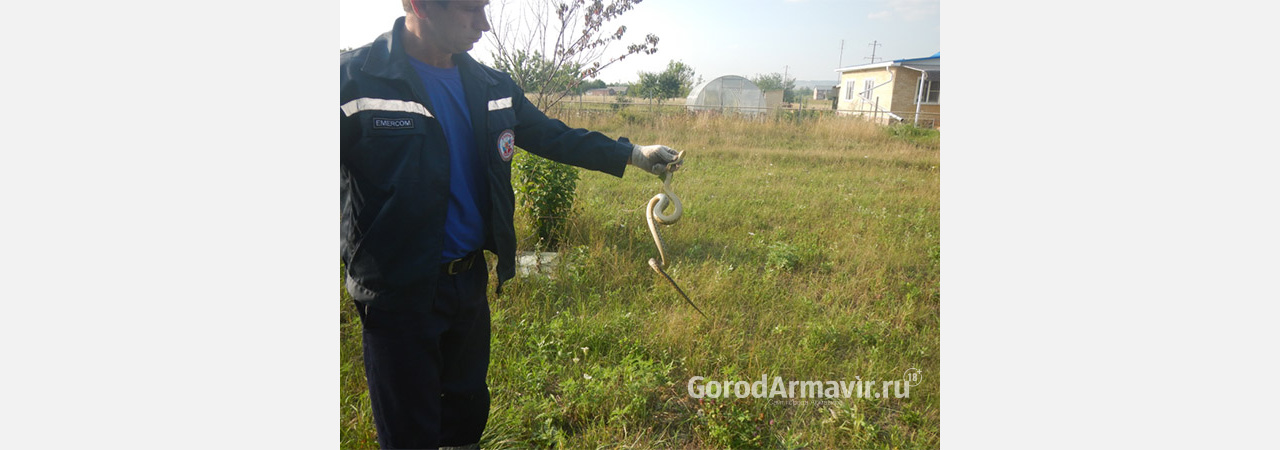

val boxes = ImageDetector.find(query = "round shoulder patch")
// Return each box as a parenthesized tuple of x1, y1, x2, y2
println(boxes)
(497, 129, 516, 162)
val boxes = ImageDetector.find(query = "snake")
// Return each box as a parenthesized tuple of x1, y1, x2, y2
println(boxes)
(645, 152, 708, 318)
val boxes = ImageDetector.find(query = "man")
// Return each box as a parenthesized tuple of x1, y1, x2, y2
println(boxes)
(339, 1, 683, 448)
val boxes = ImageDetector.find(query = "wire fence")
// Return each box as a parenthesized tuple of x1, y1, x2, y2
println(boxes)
(541, 96, 940, 128)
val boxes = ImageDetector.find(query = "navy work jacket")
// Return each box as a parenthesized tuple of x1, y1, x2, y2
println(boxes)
(340, 18, 631, 310)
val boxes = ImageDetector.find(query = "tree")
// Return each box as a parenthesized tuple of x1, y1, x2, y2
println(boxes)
(633, 71, 661, 101)
(634, 60, 698, 101)
(486, 0, 660, 249)
(487, 0, 659, 110)
(492, 50, 584, 98)
(576, 79, 608, 94)
(750, 72, 797, 102)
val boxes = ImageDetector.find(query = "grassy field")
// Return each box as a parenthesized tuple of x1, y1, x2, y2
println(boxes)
(341, 111, 940, 449)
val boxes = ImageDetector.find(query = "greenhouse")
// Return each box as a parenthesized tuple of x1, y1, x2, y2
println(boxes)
(684, 75, 766, 115)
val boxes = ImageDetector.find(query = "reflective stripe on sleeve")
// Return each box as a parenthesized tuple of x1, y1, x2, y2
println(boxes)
(487, 97, 512, 111)
(340, 98, 433, 118)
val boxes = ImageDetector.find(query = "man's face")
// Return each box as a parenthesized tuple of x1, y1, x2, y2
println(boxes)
(416, 1, 491, 54)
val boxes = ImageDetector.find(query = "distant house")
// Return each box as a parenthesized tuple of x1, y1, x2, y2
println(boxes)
(585, 85, 629, 96)
(812, 87, 833, 100)
(834, 52, 939, 128)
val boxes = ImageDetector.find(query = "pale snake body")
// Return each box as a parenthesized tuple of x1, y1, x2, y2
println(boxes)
(645, 154, 707, 318)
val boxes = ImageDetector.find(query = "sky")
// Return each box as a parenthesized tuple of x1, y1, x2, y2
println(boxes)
(339, 0, 939, 85)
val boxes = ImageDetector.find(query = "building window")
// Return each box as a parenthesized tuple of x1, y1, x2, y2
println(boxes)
(923, 80, 940, 103)
(845, 80, 855, 100)
(862, 79, 875, 101)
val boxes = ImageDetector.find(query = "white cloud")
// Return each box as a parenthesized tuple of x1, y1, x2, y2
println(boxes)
(868, 10, 892, 20)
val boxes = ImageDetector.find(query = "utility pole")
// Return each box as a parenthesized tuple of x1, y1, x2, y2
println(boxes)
(783, 65, 790, 104)
(838, 39, 844, 67)
(866, 40, 883, 63)
(783, 65, 789, 83)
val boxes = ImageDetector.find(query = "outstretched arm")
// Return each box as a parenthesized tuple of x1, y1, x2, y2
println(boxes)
(511, 89, 685, 178)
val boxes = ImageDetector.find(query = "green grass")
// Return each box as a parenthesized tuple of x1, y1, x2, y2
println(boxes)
(885, 123, 941, 149)
(341, 112, 940, 449)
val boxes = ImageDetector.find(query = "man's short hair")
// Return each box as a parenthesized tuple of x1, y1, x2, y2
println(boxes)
(403, 0, 447, 14)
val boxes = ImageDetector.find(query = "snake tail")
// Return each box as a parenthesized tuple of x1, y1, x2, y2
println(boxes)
(648, 257, 707, 319)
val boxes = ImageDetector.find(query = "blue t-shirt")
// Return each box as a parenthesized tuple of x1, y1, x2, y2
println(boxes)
(409, 59, 488, 262)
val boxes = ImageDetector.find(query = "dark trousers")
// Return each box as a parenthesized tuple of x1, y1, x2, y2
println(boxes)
(354, 264, 491, 449)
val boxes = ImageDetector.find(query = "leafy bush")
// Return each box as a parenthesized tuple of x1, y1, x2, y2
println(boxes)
(609, 94, 632, 112)
(765, 241, 800, 272)
(513, 150, 580, 249)
(885, 123, 940, 148)
(765, 239, 827, 273)
(772, 107, 822, 124)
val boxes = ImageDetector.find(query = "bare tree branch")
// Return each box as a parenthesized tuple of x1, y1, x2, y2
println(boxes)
(486, 0, 659, 110)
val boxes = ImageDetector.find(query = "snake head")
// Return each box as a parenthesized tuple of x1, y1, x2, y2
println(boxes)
(665, 150, 685, 173)
(658, 150, 685, 184)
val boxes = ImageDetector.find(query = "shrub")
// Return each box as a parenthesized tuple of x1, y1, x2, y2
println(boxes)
(512, 151, 580, 249)
(885, 123, 940, 148)
(765, 241, 800, 272)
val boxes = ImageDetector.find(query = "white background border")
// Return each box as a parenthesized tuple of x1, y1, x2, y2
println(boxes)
(1, 1, 1276, 448)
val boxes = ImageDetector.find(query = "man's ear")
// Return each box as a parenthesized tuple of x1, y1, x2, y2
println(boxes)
(409, 1, 428, 19)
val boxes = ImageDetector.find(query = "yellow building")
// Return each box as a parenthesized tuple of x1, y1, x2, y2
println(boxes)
(834, 53, 940, 128)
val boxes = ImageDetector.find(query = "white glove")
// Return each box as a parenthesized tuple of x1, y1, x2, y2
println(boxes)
(630, 144, 684, 177)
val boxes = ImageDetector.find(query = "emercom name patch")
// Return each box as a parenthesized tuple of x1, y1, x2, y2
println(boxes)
(372, 117, 414, 129)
